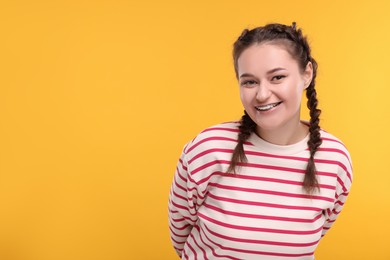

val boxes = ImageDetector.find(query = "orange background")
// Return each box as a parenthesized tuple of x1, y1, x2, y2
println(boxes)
(0, 0, 389, 259)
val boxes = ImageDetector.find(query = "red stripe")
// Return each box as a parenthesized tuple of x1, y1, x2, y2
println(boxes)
(176, 167, 187, 182)
(335, 192, 349, 200)
(332, 208, 341, 215)
(187, 137, 238, 153)
(209, 182, 335, 202)
(189, 232, 208, 260)
(199, 223, 315, 257)
(317, 147, 350, 161)
(168, 208, 197, 223)
(322, 137, 347, 149)
(203, 224, 320, 247)
(169, 213, 195, 224)
(170, 216, 185, 222)
(190, 171, 219, 186)
(195, 226, 239, 260)
(170, 193, 197, 211)
(337, 176, 348, 192)
(188, 147, 347, 173)
(169, 227, 189, 238)
(207, 192, 322, 211)
(203, 202, 323, 223)
(170, 221, 191, 231)
(229, 172, 336, 189)
(187, 186, 206, 200)
(172, 190, 187, 203)
(199, 212, 323, 235)
(186, 238, 197, 259)
(173, 176, 186, 193)
(186, 142, 351, 176)
(170, 201, 197, 217)
(326, 208, 332, 217)
(191, 160, 230, 175)
(315, 159, 352, 182)
(191, 159, 305, 175)
(174, 245, 183, 254)
(171, 236, 186, 245)
(194, 171, 336, 190)
(190, 159, 342, 181)
(201, 127, 240, 133)
(220, 121, 240, 125)
(173, 178, 187, 192)
(178, 158, 187, 171)
(191, 159, 341, 180)
(188, 148, 233, 165)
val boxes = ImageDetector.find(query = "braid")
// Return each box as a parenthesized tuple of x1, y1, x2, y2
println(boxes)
(227, 111, 256, 174)
(286, 24, 323, 193)
(232, 22, 322, 193)
(304, 63, 322, 193)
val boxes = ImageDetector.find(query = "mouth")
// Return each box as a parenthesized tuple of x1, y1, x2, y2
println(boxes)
(255, 101, 282, 112)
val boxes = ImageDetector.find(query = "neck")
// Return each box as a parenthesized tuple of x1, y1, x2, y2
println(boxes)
(256, 120, 309, 145)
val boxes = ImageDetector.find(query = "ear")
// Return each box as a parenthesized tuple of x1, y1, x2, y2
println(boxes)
(303, 61, 313, 89)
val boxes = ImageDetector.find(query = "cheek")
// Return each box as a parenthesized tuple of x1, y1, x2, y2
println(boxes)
(239, 87, 244, 99)
(290, 87, 302, 98)
(286, 82, 305, 103)
(239, 90, 245, 103)
(239, 88, 251, 106)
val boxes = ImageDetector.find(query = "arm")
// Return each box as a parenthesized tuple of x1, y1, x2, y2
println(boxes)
(322, 157, 353, 237)
(168, 151, 199, 257)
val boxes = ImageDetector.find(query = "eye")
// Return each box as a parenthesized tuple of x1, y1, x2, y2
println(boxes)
(271, 75, 286, 81)
(240, 80, 257, 87)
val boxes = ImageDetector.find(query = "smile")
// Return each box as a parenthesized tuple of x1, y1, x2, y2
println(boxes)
(255, 102, 282, 111)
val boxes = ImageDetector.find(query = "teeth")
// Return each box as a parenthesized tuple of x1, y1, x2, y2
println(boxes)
(256, 102, 280, 111)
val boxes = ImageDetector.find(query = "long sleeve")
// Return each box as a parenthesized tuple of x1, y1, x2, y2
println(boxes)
(321, 151, 353, 237)
(168, 150, 199, 257)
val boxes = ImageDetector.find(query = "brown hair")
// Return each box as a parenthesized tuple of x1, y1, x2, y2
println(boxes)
(228, 22, 322, 194)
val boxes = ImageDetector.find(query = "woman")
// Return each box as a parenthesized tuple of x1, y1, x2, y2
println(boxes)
(168, 22, 352, 260)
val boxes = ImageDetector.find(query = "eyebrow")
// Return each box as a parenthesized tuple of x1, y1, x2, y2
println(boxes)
(239, 68, 287, 79)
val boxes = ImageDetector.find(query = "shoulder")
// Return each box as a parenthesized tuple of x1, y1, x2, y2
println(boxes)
(320, 130, 351, 161)
(183, 121, 240, 155)
(319, 129, 353, 181)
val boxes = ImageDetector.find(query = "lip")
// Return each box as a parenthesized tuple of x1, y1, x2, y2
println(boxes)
(255, 101, 282, 111)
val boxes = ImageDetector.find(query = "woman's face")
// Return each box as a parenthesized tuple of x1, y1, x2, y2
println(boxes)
(237, 43, 312, 134)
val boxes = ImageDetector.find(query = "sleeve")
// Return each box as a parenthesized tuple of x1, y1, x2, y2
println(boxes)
(168, 149, 200, 257)
(321, 155, 353, 237)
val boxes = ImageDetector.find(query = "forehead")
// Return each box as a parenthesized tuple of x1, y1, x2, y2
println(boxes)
(237, 43, 299, 75)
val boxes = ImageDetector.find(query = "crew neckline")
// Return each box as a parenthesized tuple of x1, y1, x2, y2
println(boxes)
(247, 131, 310, 155)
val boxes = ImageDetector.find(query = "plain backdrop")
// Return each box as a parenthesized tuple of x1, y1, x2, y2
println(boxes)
(0, 0, 389, 259)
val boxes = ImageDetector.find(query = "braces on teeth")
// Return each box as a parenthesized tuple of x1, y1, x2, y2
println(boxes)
(256, 102, 280, 111)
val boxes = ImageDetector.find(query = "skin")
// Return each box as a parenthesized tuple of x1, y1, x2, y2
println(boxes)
(237, 43, 313, 145)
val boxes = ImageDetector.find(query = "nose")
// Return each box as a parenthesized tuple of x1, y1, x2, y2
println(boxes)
(256, 82, 272, 102)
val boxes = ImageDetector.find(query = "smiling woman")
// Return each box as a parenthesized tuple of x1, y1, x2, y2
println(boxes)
(168, 23, 352, 260)
(237, 43, 312, 144)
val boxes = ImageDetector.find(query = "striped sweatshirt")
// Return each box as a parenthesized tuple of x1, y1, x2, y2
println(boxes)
(168, 122, 352, 260)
